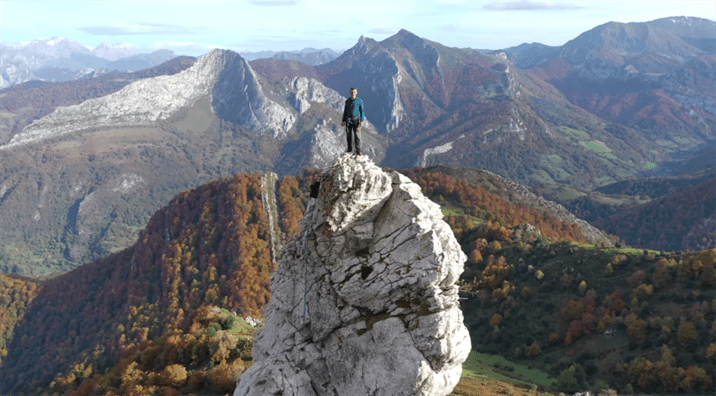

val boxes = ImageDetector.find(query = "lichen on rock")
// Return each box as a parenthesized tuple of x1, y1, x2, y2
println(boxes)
(233, 154, 470, 396)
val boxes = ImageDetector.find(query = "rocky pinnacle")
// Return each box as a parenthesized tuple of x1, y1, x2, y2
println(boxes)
(234, 154, 470, 396)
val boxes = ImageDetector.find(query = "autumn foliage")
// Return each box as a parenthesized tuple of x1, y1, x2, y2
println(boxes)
(624, 345, 712, 393)
(407, 171, 590, 243)
(49, 306, 253, 395)
(0, 173, 306, 394)
(0, 273, 39, 366)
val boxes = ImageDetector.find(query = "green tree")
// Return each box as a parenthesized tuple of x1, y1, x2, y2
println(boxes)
(557, 364, 587, 393)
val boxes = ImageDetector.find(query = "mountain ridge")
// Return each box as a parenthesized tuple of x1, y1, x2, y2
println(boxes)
(508, 16, 715, 154)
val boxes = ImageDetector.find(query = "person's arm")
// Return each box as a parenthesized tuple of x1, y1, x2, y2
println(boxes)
(359, 99, 364, 124)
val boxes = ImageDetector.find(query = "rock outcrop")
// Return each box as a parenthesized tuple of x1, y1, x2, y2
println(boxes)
(234, 154, 470, 396)
(289, 77, 345, 114)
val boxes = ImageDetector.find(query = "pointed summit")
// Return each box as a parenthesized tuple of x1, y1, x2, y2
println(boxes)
(383, 28, 426, 47)
(393, 28, 419, 39)
(233, 154, 470, 396)
(351, 34, 378, 55)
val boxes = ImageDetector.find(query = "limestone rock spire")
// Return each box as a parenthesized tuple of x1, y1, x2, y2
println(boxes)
(233, 153, 470, 396)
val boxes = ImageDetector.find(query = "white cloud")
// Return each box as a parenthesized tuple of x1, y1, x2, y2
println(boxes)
(249, 1, 299, 6)
(149, 41, 222, 57)
(79, 23, 203, 36)
(440, 24, 462, 32)
(484, 1, 584, 11)
(367, 28, 400, 35)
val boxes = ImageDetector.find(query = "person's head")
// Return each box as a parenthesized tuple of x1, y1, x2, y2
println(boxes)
(349, 87, 357, 100)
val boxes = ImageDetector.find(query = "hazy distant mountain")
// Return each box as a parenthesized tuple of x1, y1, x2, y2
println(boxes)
(91, 42, 141, 61)
(0, 37, 92, 68)
(271, 48, 342, 65)
(507, 16, 715, 71)
(27, 50, 178, 84)
(105, 49, 177, 71)
(647, 16, 716, 53)
(241, 47, 342, 65)
(0, 37, 177, 87)
(1, 37, 90, 87)
(483, 42, 559, 59)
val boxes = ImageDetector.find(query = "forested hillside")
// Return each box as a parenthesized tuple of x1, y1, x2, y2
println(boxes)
(1, 168, 714, 395)
(0, 173, 314, 395)
(594, 177, 716, 252)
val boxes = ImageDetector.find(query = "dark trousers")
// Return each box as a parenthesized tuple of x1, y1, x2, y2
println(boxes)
(346, 122, 361, 154)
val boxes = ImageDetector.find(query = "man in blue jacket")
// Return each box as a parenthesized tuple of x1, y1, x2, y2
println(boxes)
(341, 87, 364, 156)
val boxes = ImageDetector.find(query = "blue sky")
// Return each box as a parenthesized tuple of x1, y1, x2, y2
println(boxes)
(2, 0, 715, 56)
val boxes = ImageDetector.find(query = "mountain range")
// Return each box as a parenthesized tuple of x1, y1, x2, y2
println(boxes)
(240, 47, 342, 65)
(0, 49, 385, 276)
(0, 37, 342, 89)
(0, 17, 714, 276)
(0, 37, 177, 88)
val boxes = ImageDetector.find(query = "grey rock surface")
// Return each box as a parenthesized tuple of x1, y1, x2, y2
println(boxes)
(290, 77, 344, 114)
(234, 154, 470, 396)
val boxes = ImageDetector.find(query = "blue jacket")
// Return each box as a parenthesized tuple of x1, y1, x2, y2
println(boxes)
(342, 98, 364, 123)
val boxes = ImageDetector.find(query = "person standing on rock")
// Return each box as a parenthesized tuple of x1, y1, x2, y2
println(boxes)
(341, 87, 364, 156)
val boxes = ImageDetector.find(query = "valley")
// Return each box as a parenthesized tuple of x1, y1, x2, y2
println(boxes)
(0, 15, 714, 396)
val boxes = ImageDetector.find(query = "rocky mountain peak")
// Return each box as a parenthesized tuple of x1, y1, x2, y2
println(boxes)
(2, 48, 297, 148)
(342, 35, 378, 59)
(382, 29, 437, 56)
(209, 49, 296, 138)
(233, 154, 470, 396)
(391, 28, 420, 40)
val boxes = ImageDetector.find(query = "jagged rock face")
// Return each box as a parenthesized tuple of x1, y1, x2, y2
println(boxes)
(289, 77, 344, 114)
(234, 154, 470, 396)
(212, 51, 296, 138)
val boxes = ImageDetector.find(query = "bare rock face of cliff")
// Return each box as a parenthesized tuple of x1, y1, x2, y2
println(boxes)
(233, 154, 470, 396)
